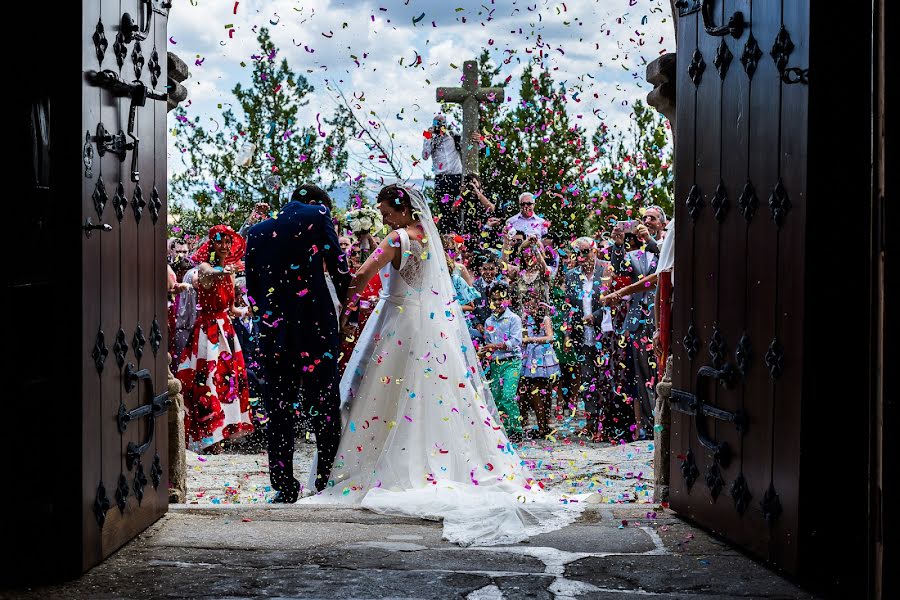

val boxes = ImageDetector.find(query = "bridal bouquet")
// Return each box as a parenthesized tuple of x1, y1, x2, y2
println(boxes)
(345, 205, 383, 235)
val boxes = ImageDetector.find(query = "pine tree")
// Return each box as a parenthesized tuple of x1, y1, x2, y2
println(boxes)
(169, 28, 353, 235)
(588, 100, 673, 235)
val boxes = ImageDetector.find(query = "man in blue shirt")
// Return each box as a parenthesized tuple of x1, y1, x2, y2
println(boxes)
(480, 282, 524, 441)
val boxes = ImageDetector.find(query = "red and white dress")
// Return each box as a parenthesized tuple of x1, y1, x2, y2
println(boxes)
(177, 275, 253, 451)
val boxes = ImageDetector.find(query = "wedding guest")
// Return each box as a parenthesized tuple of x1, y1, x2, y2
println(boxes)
(518, 295, 560, 439)
(505, 193, 549, 239)
(506, 235, 552, 309)
(480, 282, 525, 441)
(176, 225, 254, 454)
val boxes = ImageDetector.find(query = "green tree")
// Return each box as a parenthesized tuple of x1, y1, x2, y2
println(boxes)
(588, 100, 673, 234)
(169, 28, 353, 235)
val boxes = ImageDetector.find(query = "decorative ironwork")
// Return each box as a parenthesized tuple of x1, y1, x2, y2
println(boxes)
(133, 461, 148, 504)
(688, 48, 706, 86)
(114, 328, 128, 369)
(113, 181, 127, 221)
(149, 46, 161, 88)
(132, 324, 146, 361)
(738, 180, 758, 222)
(735, 332, 752, 376)
(768, 178, 791, 227)
(680, 449, 700, 490)
(131, 41, 144, 80)
(709, 327, 726, 369)
(714, 39, 733, 79)
(92, 329, 109, 374)
(149, 318, 162, 356)
(93, 18, 109, 64)
(770, 25, 794, 73)
(761, 482, 783, 524)
(113, 32, 128, 69)
(683, 324, 701, 360)
(686, 184, 703, 221)
(782, 67, 809, 85)
(93, 481, 111, 528)
(740, 33, 763, 78)
(765, 337, 784, 380)
(711, 180, 728, 222)
(731, 473, 752, 515)
(132, 184, 146, 223)
(150, 186, 162, 224)
(115, 472, 129, 512)
(83, 217, 112, 239)
(83, 131, 94, 178)
(706, 460, 725, 500)
(150, 453, 163, 489)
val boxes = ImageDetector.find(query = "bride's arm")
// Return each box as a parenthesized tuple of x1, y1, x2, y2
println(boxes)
(344, 231, 399, 316)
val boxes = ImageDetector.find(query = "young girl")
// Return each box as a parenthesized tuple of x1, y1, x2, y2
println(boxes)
(518, 296, 561, 439)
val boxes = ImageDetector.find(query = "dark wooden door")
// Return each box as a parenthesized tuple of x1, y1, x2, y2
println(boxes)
(669, 0, 808, 573)
(80, 0, 170, 571)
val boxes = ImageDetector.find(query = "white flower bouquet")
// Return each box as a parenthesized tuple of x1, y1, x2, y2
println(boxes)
(345, 205, 383, 235)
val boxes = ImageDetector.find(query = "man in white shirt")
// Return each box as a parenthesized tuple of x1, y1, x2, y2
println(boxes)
(422, 113, 463, 233)
(505, 193, 549, 239)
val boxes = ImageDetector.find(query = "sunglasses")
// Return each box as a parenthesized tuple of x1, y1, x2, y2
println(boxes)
(520, 202, 534, 206)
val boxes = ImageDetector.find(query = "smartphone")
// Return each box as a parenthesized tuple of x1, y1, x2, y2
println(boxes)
(617, 219, 639, 233)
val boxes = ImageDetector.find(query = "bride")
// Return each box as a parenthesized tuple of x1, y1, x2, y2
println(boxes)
(302, 184, 589, 546)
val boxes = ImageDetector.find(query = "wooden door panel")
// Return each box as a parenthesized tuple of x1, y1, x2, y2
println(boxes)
(80, 0, 169, 570)
(669, 2, 698, 510)
(670, 0, 806, 572)
(769, 1, 809, 573)
(711, 0, 752, 548)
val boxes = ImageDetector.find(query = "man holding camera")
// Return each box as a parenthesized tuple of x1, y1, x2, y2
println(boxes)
(422, 113, 464, 233)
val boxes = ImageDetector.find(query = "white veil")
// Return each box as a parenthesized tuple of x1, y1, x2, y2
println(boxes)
(401, 185, 506, 426)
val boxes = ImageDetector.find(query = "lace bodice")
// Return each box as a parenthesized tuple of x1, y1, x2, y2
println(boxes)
(381, 228, 427, 294)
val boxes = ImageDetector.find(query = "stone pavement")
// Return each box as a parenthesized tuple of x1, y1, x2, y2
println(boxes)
(6, 504, 814, 599)
(5, 439, 816, 599)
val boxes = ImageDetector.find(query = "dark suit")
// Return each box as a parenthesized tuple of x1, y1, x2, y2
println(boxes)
(564, 260, 610, 434)
(245, 201, 350, 496)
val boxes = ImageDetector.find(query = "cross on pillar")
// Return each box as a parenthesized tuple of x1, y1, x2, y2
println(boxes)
(436, 60, 503, 176)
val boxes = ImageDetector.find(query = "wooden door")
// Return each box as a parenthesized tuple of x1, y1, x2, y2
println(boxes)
(669, 0, 808, 573)
(80, 0, 170, 571)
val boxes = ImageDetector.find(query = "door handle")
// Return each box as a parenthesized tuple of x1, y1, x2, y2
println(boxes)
(701, 0, 747, 38)
(671, 363, 746, 468)
(119, 363, 171, 470)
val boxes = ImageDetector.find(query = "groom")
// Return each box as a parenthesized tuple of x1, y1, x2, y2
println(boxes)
(245, 184, 349, 501)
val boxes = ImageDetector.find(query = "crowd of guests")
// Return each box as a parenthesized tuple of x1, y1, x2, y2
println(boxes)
(428, 186, 672, 444)
(165, 176, 673, 455)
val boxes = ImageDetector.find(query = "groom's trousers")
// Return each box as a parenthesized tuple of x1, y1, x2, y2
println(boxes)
(264, 354, 342, 496)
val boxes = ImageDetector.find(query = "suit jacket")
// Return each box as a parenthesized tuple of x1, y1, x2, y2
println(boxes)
(622, 248, 659, 332)
(244, 201, 350, 365)
(564, 259, 609, 345)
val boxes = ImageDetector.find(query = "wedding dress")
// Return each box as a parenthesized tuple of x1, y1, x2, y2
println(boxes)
(301, 187, 589, 546)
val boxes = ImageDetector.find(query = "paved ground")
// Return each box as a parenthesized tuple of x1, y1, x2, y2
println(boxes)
(6, 504, 814, 599)
(182, 438, 656, 505)
(5, 438, 816, 599)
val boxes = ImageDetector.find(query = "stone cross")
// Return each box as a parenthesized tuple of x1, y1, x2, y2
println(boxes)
(436, 60, 503, 175)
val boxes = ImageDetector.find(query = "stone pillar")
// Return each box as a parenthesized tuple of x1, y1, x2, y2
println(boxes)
(167, 52, 190, 113)
(167, 356, 187, 503)
(654, 356, 673, 503)
(646, 53, 677, 135)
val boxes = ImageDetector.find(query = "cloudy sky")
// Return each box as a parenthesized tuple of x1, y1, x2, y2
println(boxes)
(167, 0, 674, 187)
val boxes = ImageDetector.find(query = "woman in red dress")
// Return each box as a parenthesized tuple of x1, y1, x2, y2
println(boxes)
(338, 233, 382, 373)
(177, 225, 254, 453)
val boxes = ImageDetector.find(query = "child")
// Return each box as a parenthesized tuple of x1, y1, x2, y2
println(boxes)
(479, 282, 524, 442)
(519, 296, 561, 439)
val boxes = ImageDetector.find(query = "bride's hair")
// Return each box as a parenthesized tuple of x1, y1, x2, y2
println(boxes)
(377, 184, 416, 216)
